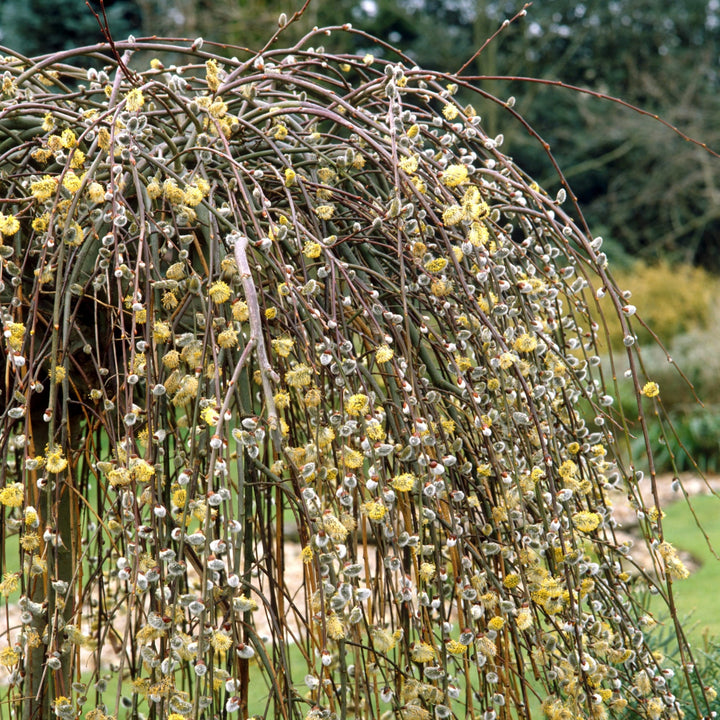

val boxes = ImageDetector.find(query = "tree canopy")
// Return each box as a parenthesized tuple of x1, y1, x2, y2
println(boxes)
(4, 1, 719, 265)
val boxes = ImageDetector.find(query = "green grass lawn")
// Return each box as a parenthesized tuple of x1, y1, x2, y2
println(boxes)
(651, 493, 720, 642)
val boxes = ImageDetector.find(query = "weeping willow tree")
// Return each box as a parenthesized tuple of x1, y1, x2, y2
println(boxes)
(0, 14, 715, 720)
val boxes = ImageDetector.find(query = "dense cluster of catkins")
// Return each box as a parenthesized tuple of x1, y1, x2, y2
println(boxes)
(0, 25, 713, 720)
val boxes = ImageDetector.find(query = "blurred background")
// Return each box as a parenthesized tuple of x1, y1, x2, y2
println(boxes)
(3, 0, 720, 469)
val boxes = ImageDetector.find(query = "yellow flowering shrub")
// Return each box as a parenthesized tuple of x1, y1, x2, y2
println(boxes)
(0, 27, 711, 720)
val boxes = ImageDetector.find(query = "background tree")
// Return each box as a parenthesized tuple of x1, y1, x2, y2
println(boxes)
(0, 20, 716, 720)
(315, 0, 720, 268)
(0, 0, 142, 57)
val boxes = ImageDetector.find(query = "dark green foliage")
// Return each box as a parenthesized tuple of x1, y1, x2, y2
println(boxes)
(0, 0, 142, 56)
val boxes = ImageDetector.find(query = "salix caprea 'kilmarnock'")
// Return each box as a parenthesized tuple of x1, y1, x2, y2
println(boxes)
(0, 20, 715, 720)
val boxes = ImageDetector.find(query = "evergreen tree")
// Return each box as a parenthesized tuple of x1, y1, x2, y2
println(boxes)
(0, 0, 142, 56)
